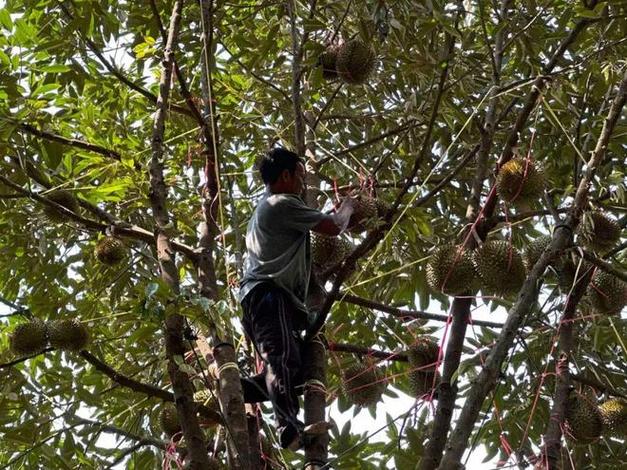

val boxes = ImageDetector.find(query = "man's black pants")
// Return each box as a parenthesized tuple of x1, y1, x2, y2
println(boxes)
(240, 283, 307, 440)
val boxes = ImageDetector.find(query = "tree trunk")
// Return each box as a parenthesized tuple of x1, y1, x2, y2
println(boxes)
(303, 334, 329, 469)
(213, 342, 251, 469)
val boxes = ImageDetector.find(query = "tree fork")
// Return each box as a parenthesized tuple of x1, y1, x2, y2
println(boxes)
(437, 66, 627, 470)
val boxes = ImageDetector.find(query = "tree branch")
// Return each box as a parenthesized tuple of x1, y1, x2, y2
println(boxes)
(70, 416, 167, 450)
(577, 249, 627, 283)
(438, 64, 626, 470)
(328, 342, 408, 362)
(147, 3, 211, 468)
(59, 3, 193, 119)
(17, 122, 125, 164)
(0, 174, 199, 261)
(80, 351, 173, 402)
(539, 268, 592, 470)
(338, 293, 503, 328)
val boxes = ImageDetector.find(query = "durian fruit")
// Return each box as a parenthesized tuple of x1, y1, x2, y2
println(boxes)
(409, 369, 440, 398)
(43, 189, 80, 221)
(374, 198, 389, 218)
(335, 39, 376, 85)
(599, 398, 627, 436)
(555, 256, 593, 293)
(94, 236, 127, 266)
(587, 270, 627, 315)
(347, 195, 378, 233)
(473, 240, 526, 298)
(160, 402, 181, 436)
(524, 235, 552, 270)
(564, 390, 603, 444)
(577, 211, 621, 254)
(194, 390, 222, 427)
(9, 320, 48, 356)
(342, 363, 387, 407)
(311, 234, 352, 268)
(426, 244, 476, 295)
(319, 44, 340, 80)
(48, 318, 90, 352)
(496, 158, 544, 205)
(407, 337, 439, 372)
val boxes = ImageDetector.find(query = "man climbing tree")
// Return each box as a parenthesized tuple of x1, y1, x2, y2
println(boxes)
(238, 147, 354, 450)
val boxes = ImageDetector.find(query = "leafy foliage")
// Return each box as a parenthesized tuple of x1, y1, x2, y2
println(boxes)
(0, 0, 625, 468)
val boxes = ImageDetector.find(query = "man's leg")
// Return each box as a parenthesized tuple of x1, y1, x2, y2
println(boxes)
(242, 287, 303, 448)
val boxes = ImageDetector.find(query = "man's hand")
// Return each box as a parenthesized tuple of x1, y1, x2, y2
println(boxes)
(333, 197, 356, 233)
(312, 197, 356, 235)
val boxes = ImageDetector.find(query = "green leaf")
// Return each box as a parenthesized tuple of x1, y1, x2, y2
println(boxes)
(0, 9, 12, 30)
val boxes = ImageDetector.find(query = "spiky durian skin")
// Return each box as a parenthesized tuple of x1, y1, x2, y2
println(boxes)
(95, 237, 126, 266)
(9, 320, 48, 356)
(409, 369, 440, 398)
(336, 39, 376, 85)
(193, 390, 222, 427)
(564, 391, 603, 444)
(587, 270, 627, 315)
(319, 45, 339, 80)
(347, 196, 378, 233)
(407, 337, 439, 372)
(311, 234, 352, 268)
(342, 364, 387, 407)
(524, 235, 552, 270)
(160, 402, 181, 436)
(599, 398, 627, 436)
(577, 212, 621, 254)
(43, 189, 79, 221)
(48, 319, 90, 352)
(426, 244, 476, 295)
(496, 158, 544, 205)
(473, 240, 526, 298)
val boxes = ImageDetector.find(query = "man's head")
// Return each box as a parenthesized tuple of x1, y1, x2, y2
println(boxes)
(259, 147, 305, 195)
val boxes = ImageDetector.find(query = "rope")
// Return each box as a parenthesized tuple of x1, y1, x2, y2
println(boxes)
(217, 361, 239, 376)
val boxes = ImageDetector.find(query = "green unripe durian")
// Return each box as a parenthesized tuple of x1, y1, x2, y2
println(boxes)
(9, 320, 48, 356)
(496, 158, 544, 205)
(342, 363, 387, 407)
(48, 318, 90, 352)
(599, 398, 627, 437)
(95, 237, 127, 266)
(474, 240, 526, 298)
(336, 39, 376, 85)
(587, 270, 627, 316)
(426, 244, 476, 295)
(577, 211, 621, 254)
(564, 390, 603, 444)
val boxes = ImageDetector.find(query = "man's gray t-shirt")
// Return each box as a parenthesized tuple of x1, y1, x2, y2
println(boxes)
(239, 192, 327, 315)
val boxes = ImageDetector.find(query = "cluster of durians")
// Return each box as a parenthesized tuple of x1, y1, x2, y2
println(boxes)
(158, 390, 222, 437)
(311, 194, 388, 268)
(426, 209, 624, 308)
(564, 389, 627, 444)
(318, 38, 376, 85)
(9, 318, 90, 356)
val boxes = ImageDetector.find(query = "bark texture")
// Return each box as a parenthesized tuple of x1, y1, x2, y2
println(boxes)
(213, 342, 251, 469)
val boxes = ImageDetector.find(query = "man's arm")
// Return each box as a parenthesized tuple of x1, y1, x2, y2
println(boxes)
(312, 199, 354, 235)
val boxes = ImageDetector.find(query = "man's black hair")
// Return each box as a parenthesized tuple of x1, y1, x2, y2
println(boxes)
(259, 147, 303, 185)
